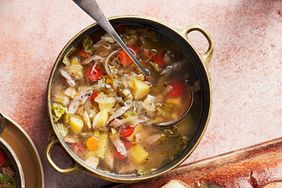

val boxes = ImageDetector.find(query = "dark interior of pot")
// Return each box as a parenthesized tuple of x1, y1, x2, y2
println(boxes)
(50, 17, 211, 182)
(0, 141, 22, 187)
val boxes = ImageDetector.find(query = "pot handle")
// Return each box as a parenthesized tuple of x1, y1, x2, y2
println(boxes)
(46, 138, 79, 173)
(183, 25, 214, 67)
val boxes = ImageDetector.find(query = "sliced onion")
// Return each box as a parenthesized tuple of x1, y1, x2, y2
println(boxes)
(81, 54, 104, 65)
(104, 50, 119, 77)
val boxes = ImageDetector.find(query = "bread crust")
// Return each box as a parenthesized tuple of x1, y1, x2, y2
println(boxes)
(114, 138, 282, 188)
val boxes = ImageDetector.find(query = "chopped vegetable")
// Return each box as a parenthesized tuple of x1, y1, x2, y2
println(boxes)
(92, 109, 109, 130)
(122, 138, 133, 149)
(104, 150, 114, 169)
(141, 95, 156, 112)
(113, 149, 126, 160)
(64, 135, 79, 143)
(65, 59, 84, 80)
(89, 91, 99, 102)
(82, 36, 94, 54)
(167, 80, 184, 98)
(154, 52, 165, 66)
(119, 126, 135, 138)
(70, 57, 80, 65)
(52, 95, 70, 107)
(85, 156, 99, 169)
(95, 93, 116, 111)
(117, 46, 138, 67)
(87, 65, 102, 82)
(78, 50, 91, 59)
(94, 130, 100, 137)
(52, 103, 67, 122)
(62, 46, 76, 66)
(95, 133, 108, 158)
(83, 110, 91, 129)
(82, 54, 105, 65)
(86, 136, 99, 151)
(128, 144, 149, 165)
(117, 50, 132, 66)
(57, 123, 68, 137)
(64, 87, 77, 98)
(132, 78, 151, 99)
(69, 115, 84, 134)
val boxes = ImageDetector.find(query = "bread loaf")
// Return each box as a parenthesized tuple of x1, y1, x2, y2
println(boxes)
(114, 138, 282, 188)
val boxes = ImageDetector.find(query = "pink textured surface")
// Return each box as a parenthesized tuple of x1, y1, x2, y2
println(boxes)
(0, 0, 281, 187)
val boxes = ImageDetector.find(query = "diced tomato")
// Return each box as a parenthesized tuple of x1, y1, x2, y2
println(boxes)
(117, 46, 138, 67)
(71, 142, 85, 154)
(154, 53, 165, 66)
(119, 126, 135, 138)
(87, 65, 102, 82)
(78, 50, 90, 59)
(113, 149, 126, 160)
(122, 138, 133, 149)
(143, 49, 165, 66)
(167, 80, 185, 98)
(0, 150, 5, 166)
(90, 91, 99, 102)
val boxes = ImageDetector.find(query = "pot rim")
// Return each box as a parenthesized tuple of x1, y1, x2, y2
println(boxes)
(47, 15, 213, 183)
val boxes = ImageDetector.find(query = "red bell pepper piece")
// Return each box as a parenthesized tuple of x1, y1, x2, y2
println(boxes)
(167, 80, 185, 98)
(87, 65, 102, 82)
(119, 126, 135, 138)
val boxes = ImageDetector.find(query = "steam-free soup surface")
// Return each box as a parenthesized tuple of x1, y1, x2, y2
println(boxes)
(0, 148, 19, 188)
(51, 26, 200, 175)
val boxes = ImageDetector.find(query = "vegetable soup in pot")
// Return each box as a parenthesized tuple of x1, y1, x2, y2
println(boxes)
(51, 25, 201, 175)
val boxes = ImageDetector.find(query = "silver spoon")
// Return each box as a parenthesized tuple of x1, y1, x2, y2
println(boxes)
(73, 0, 150, 76)
(73, 0, 193, 127)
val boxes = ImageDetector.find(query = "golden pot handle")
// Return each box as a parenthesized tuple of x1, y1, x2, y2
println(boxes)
(46, 138, 79, 173)
(183, 25, 214, 67)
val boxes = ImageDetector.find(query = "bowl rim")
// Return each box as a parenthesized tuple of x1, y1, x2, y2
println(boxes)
(47, 15, 212, 182)
(0, 137, 25, 187)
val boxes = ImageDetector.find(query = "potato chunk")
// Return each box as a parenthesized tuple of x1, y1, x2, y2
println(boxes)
(132, 79, 150, 99)
(95, 93, 116, 111)
(128, 144, 149, 165)
(69, 115, 84, 134)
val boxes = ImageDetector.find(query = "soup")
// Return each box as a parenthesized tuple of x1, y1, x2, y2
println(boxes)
(51, 26, 200, 175)
(0, 148, 19, 188)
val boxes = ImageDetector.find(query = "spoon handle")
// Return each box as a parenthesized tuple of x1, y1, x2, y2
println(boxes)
(73, 0, 150, 76)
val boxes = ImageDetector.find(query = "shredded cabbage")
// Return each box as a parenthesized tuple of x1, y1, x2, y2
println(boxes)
(57, 123, 68, 137)
(62, 46, 76, 66)
(52, 103, 67, 122)
(82, 36, 94, 54)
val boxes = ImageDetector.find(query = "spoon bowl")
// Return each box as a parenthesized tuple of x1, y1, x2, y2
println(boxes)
(154, 81, 194, 127)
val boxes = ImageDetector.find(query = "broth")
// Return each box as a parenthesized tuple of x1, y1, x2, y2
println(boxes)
(0, 148, 19, 188)
(51, 25, 200, 175)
